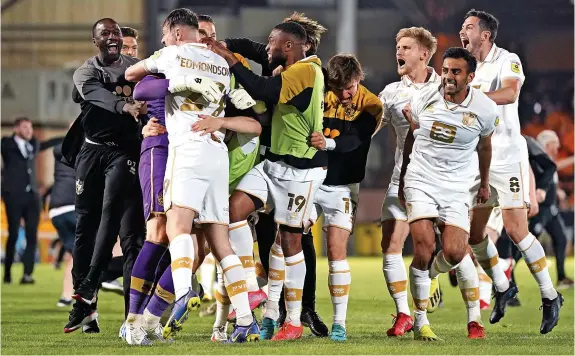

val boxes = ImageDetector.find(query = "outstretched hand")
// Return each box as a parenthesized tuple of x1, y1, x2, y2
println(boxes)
(201, 37, 230, 58)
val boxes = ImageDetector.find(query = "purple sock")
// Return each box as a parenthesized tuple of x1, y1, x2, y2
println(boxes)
(146, 266, 174, 317)
(154, 250, 171, 284)
(129, 241, 167, 315)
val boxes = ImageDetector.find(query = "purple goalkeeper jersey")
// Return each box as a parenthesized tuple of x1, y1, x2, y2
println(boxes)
(139, 74, 168, 152)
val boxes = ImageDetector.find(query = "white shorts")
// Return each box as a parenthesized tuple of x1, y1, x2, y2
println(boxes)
(486, 207, 504, 235)
(308, 183, 359, 233)
(236, 161, 323, 228)
(163, 140, 229, 225)
(381, 182, 408, 222)
(470, 158, 530, 210)
(404, 185, 471, 233)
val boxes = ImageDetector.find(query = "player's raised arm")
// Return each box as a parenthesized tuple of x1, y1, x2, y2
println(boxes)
(125, 60, 150, 82)
(73, 65, 133, 114)
(204, 37, 282, 103)
(224, 38, 268, 67)
(485, 53, 524, 105)
(484, 77, 522, 105)
(126, 46, 176, 82)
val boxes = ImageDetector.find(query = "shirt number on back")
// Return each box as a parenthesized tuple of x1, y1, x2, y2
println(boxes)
(429, 121, 457, 143)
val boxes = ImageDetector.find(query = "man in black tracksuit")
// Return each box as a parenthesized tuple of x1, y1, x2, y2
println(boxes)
(63, 18, 145, 333)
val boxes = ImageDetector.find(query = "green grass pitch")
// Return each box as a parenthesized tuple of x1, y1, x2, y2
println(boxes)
(1, 257, 573, 355)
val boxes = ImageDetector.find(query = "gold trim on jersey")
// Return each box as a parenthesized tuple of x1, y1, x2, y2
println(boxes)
(442, 88, 474, 111)
(401, 67, 439, 89)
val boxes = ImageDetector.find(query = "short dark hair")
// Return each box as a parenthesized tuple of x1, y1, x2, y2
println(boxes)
(120, 27, 139, 39)
(443, 47, 477, 73)
(464, 9, 499, 43)
(197, 14, 214, 24)
(163, 8, 199, 30)
(92, 18, 117, 36)
(327, 53, 365, 90)
(13, 116, 31, 127)
(273, 21, 307, 42)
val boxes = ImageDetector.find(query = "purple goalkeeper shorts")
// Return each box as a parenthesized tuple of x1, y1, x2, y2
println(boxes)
(139, 146, 168, 220)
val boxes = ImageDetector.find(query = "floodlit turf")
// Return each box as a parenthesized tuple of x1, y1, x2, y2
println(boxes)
(1, 257, 573, 355)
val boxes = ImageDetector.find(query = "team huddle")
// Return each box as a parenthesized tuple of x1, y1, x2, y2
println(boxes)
(63, 6, 564, 345)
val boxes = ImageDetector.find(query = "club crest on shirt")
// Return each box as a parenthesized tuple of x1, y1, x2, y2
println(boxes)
(76, 179, 84, 195)
(462, 112, 477, 126)
(157, 192, 163, 206)
(344, 104, 357, 119)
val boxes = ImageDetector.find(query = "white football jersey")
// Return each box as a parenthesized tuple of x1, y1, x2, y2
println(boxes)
(470, 44, 525, 166)
(145, 43, 231, 148)
(405, 86, 498, 191)
(379, 68, 440, 185)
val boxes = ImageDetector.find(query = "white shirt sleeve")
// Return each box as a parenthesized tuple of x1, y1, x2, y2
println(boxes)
(378, 86, 392, 127)
(143, 46, 178, 74)
(499, 52, 525, 85)
(480, 101, 498, 137)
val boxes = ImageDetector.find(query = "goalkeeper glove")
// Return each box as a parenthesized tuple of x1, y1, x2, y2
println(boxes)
(168, 75, 221, 103)
(229, 88, 256, 110)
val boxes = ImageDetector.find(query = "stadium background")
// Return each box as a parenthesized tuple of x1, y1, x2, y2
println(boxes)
(1, 0, 573, 261)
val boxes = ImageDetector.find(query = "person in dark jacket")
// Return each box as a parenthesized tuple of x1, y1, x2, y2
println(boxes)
(1, 117, 59, 284)
(49, 138, 76, 309)
(64, 17, 145, 333)
(530, 132, 573, 288)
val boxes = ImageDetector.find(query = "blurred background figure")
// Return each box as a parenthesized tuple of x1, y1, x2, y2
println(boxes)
(48, 132, 76, 307)
(2, 118, 42, 285)
(533, 130, 574, 288)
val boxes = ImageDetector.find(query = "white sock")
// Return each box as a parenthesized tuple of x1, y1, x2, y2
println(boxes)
(199, 253, 216, 298)
(429, 250, 456, 279)
(264, 242, 284, 321)
(477, 265, 492, 305)
(409, 266, 431, 329)
(126, 313, 143, 326)
(456, 254, 482, 324)
(214, 264, 231, 328)
(229, 221, 259, 292)
(284, 251, 306, 327)
(169, 234, 195, 300)
(382, 253, 410, 315)
(470, 237, 509, 292)
(329, 260, 351, 327)
(516, 233, 558, 300)
(143, 309, 161, 330)
(220, 255, 253, 326)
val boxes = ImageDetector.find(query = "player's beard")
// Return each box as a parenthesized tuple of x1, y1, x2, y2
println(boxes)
(269, 53, 287, 71)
